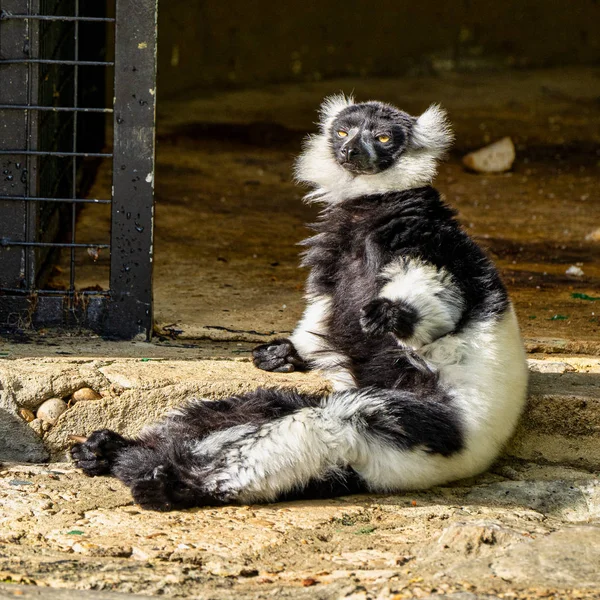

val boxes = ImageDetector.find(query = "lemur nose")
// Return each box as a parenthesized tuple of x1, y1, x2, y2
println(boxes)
(342, 146, 357, 160)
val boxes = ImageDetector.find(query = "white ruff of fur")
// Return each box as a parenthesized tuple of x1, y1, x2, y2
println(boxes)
(295, 95, 454, 204)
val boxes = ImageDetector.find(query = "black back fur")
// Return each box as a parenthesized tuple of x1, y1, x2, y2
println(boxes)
(301, 186, 508, 388)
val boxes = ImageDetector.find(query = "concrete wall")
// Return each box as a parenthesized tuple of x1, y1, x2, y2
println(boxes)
(157, 0, 600, 98)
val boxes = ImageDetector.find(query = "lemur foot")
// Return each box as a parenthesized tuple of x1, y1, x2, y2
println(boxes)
(360, 298, 418, 339)
(252, 338, 307, 373)
(70, 429, 131, 477)
(132, 465, 225, 511)
(130, 465, 176, 511)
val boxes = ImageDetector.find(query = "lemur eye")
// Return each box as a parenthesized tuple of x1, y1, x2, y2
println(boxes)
(337, 130, 348, 138)
(377, 135, 390, 143)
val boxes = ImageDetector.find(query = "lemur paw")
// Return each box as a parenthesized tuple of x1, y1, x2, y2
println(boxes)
(70, 429, 131, 477)
(360, 298, 418, 339)
(252, 338, 307, 373)
(130, 465, 175, 511)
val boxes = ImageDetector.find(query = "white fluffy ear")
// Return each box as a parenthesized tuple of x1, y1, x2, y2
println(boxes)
(318, 94, 354, 132)
(411, 104, 454, 156)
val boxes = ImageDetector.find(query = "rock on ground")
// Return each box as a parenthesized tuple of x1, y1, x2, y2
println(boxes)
(462, 137, 516, 173)
(0, 412, 48, 463)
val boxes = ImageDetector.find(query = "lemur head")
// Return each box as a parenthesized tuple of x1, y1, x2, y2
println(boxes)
(330, 102, 414, 175)
(296, 95, 453, 203)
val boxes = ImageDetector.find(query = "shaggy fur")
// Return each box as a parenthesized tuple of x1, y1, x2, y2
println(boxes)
(72, 96, 528, 510)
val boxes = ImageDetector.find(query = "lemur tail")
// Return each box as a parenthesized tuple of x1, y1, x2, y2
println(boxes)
(71, 385, 464, 510)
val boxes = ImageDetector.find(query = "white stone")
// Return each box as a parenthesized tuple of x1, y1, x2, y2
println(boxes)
(36, 398, 68, 425)
(462, 137, 516, 173)
(565, 265, 584, 277)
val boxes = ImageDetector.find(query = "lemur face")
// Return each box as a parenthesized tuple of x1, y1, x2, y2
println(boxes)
(330, 102, 415, 175)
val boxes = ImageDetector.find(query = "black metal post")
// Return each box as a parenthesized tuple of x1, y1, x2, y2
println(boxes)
(106, 0, 157, 339)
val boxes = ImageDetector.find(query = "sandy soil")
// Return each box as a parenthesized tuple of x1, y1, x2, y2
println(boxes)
(1, 460, 599, 599)
(46, 67, 600, 349)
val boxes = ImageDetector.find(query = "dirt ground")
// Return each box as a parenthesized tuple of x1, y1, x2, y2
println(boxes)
(46, 66, 600, 349)
(1, 460, 599, 599)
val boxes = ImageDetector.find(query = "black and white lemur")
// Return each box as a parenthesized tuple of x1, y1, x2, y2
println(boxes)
(72, 96, 528, 510)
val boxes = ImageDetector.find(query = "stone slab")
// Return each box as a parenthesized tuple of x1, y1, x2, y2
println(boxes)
(2, 356, 600, 466)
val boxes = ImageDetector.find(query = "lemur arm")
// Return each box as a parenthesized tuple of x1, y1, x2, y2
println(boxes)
(360, 257, 464, 348)
(253, 295, 332, 372)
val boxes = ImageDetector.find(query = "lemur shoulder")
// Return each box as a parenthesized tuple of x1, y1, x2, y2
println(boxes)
(72, 96, 528, 509)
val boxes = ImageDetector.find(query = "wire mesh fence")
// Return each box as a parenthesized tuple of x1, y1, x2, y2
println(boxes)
(0, 0, 157, 339)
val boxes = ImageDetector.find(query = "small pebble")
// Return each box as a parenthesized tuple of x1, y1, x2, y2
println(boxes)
(36, 398, 68, 425)
(565, 265, 584, 277)
(585, 227, 600, 242)
(19, 408, 35, 422)
(205, 561, 246, 577)
(71, 387, 102, 402)
(28, 418, 44, 436)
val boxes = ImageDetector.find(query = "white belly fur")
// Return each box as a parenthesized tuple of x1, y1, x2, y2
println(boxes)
(292, 297, 528, 490)
(352, 306, 528, 491)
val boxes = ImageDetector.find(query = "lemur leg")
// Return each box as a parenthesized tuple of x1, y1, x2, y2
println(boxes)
(72, 389, 323, 509)
(71, 429, 133, 477)
(145, 386, 463, 507)
(360, 258, 464, 347)
(72, 386, 463, 509)
(70, 430, 191, 510)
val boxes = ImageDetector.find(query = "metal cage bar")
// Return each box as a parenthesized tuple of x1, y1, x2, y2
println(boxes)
(0, 150, 112, 157)
(105, 0, 156, 338)
(0, 195, 111, 203)
(0, 58, 114, 65)
(0, 105, 113, 112)
(68, 0, 78, 304)
(1, 11, 116, 22)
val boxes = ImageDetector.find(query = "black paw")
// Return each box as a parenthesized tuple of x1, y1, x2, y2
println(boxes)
(130, 465, 175, 511)
(252, 338, 307, 373)
(360, 298, 418, 339)
(70, 429, 131, 477)
(130, 465, 202, 511)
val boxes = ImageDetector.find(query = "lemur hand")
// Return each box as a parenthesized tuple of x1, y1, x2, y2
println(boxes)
(252, 338, 307, 373)
(360, 298, 418, 339)
(71, 429, 131, 477)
